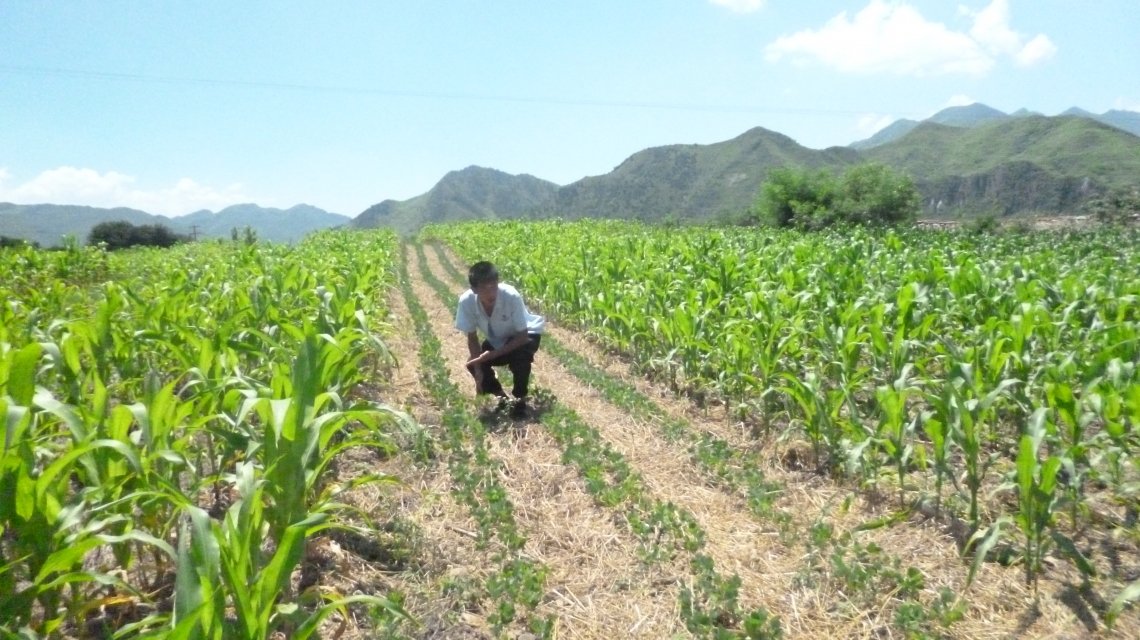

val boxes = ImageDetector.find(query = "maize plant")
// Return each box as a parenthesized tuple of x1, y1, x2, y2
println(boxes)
(1, 230, 410, 637)
(426, 219, 1140, 606)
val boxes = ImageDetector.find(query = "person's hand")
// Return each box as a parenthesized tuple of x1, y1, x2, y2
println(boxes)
(466, 362, 484, 394)
(466, 351, 494, 369)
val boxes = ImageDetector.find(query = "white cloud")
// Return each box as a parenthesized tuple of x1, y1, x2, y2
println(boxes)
(1113, 98, 1140, 113)
(0, 166, 253, 216)
(855, 113, 897, 137)
(765, 1, 991, 76)
(1013, 34, 1057, 67)
(709, 0, 765, 13)
(944, 94, 976, 108)
(764, 0, 1055, 76)
(963, 0, 1056, 67)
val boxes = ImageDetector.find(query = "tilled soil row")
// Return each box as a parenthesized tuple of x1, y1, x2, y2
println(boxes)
(415, 245, 809, 633)
(405, 244, 690, 638)
(428, 242, 1137, 639)
(317, 263, 498, 638)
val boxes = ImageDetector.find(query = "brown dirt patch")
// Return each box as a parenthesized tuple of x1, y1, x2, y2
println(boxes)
(407, 245, 690, 638)
(431, 243, 1140, 639)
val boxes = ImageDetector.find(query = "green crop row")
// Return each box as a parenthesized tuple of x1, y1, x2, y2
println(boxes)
(397, 244, 551, 637)
(428, 242, 787, 522)
(431, 242, 972, 637)
(425, 220, 1140, 623)
(1, 232, 411, 638)
(419, 242, 784, 638)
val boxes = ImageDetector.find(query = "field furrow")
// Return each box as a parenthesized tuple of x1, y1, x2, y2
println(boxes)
(323, 260, 503, 638)
(416, 244, 800, 632)
(428, 240, 1140, 639)
(405, 243, 690, 638)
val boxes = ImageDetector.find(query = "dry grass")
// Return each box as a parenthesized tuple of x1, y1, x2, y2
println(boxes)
(429, 243, 1140, 639)
(291, 239, 1140, 638)
(409, 248, 691, 638)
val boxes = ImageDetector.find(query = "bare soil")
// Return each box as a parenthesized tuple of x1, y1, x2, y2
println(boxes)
(312, 241, 1140, 639)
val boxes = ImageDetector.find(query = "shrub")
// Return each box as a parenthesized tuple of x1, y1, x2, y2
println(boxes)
(754, 167, 839, 229)
(835, 163, 920, 226)
(0, 236, 37, 248)
(756, 163, 919, 229)
(88, 220, 185, 250)
(965, 214, 1001, 235)
(1083, 186, 1140, 225)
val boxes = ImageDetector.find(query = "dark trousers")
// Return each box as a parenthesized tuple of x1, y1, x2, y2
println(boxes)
(472, 334, 541, 399)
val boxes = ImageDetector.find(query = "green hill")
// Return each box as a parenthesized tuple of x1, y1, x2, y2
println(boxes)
(865, 116, 1140, 215)
(0, 203, 347, 247)
(350, 166, 558, 234)
(549, 127, 860, 221)
(849, 119, 919, 151)
(178, 204, 349, 242)
(852, 103, 1140, 149)
(0, 203, 157, 247)
(927, 103, 1009, 127)
(8, 110, 1137, 240)
(349, 114, 1139, 229)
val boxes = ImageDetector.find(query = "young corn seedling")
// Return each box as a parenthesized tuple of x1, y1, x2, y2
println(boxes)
(231, 332, 406, 544)
(875, 363, 922, 507)
(167, 463, 408, 639)
(1012, 408, 1064, 594)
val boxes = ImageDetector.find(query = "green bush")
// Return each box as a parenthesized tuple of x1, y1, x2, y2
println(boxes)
(755, 163, 919, 229)
(88, 220, 185, 250)
(754, 166, 839, 229)
(965, 214, 1001, 235)
(1083, 186, 1140, 225)
(836, 163, 920, 226)
(0, 236, 37, 249)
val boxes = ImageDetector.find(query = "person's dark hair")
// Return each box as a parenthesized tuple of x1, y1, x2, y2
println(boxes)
(468, 261, 499, 289)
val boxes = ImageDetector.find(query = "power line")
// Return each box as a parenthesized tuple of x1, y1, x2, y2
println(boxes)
(0, 63, 920, 118)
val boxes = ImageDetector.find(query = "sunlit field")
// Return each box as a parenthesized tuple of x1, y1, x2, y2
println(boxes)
(4, 221, 1139, 638)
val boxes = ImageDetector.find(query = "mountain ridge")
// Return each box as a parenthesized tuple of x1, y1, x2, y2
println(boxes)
(0, 202, 348, 247)
(350, 109, 1139, 231)
(4, 104, 1138, 243)
(851, 103, 1140, 148)
(350, 166, 558, 232)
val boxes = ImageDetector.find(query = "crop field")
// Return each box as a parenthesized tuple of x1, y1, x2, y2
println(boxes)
(2, 220, 1139, 638)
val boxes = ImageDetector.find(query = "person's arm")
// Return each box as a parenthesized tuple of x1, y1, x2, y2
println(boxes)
(465, 331, 485, 393)
(498, 331, 531, 355)
(466, 331, 531, 369)
(468, 291, 530, 365)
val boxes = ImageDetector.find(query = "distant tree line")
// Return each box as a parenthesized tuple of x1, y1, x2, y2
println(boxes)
(753, 162, 920, 229)
(0, 236, 38, 249)
(88, 220, 187, 250)
(1083, 186, 1140, 224)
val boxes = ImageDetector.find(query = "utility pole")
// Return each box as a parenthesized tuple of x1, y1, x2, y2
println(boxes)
(190, 225, 200, 241)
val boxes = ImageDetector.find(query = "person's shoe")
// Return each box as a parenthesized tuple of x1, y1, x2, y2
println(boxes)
(493, 395, 511, 414)
(510, 399, 528, 419)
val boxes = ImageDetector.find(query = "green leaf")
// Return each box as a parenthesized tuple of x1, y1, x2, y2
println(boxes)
(1108, 576, 1140, 626)
(1016, 434, 1036, 501)
(97, 529, 176, 562)
(966, 518, 1007, 588)
(33, 537, 103, 582)
(174, 517, 203, 631)
(14, 465, 35, 521)
(293, 594, 413, 639)
(4, 400, 30, 454)
(1049, 530, 1096, 579)
(7, 343, 42, 407)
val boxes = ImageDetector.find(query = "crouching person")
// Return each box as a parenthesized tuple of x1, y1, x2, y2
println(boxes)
(454, 261, 545, 418)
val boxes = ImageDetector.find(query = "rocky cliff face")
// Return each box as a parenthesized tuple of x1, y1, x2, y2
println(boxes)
(920, 161, 1094, 215)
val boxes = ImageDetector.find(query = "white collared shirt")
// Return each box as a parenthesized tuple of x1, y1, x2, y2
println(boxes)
(454, 283, 545, 350)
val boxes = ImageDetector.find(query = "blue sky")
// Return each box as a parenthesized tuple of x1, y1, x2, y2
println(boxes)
(1, 0, 1136, 218)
